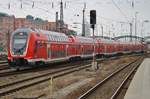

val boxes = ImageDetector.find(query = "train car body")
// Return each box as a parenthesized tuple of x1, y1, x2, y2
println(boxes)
(8, 28, 147, 69)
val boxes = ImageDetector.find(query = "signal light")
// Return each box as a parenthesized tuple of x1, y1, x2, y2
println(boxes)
(90, 10, 96, 25)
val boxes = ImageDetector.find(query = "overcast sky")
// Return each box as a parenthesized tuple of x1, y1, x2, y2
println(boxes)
(0, 0, 150, 37)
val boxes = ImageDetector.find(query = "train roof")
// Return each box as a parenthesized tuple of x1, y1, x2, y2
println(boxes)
(12, 28, 33, 35)
(73, 36, 94, 43)
(96, 37, 143, 45)
(96, 38, 118, 44)
(13, 28, 69, 42)
(38, 29, 69, 42)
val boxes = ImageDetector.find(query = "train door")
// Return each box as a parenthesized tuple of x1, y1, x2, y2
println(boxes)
(34, 41, 47, 59)
(47, 43, 51, 59)
(66, 44, 69, 57)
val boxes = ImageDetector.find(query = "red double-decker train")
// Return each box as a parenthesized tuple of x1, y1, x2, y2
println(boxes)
(7, 28, 147, 69)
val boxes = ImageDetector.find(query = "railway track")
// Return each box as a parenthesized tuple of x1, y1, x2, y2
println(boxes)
(0, 56, 110, 78)
(0, 62, 93, 97)
(0, 63, 9, 71)
(0, 54, 142, 98)
(0, 60, 8, 70)
(110, 63, 139, 99)
(0, 59, 92, 77)
(78, 56, 143, 99)
(0, 55, 131, 97)
(0, 60, 7, 64)
(0, 54, 141, 77)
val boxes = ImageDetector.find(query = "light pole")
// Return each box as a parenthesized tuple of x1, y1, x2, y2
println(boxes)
(135, 12, 138, 41)
(129, 22, 133, 41)
(60, 0, 64, 32)
(101, 24, 103, 38)
(82, 3, 86, 36)
(141, 20, 149, 38)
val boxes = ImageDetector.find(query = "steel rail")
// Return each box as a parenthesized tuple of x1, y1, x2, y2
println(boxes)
(78, 57, 142, 99)
(110, 58, 142, 99)
(0, 54, 141, 97)
(0, 64, 9, 71)
(0, 60, 90, 77)
(0, 63, 92, 97)
(0, 61, 7, 64)
(0, 54, 139, 77)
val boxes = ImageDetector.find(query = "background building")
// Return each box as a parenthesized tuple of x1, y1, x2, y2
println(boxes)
(0, 12, 71, 52)
(0, 13, 15, 52)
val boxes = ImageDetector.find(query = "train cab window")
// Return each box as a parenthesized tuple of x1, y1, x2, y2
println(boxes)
(12, 32, 28, 55)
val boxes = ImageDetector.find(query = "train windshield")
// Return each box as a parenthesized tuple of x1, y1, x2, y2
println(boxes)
(14, 38, 26, 49)
(12, 32, 28, 55)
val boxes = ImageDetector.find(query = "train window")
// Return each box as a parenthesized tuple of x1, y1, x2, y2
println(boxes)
(60, 36, 62, 41)
(52, 35, 54, 41)
(56, 36, 58, 41)
(57, 36, 59, 42)
(62, 37, 64, 42)
(48, 35, 51, 42)
(49, 35, 51, 41)
(56, 36, 58, 42)
(59, 37, 61, 41)
(60, 37, 62, 41)
(47, 35, 50, 41)
(51, 35, 53, 41)
(54, 35, 57, 41)
(48, 35, 50, 41)
(63, 37, 66, 42)
(53, 35, 55, 41)
(49, 36, 51, 41)
(57, 36, 59, 41)
(50, 35, 53, 41)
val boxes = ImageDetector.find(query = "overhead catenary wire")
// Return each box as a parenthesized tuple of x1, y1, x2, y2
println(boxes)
(111, 0, 131, 22)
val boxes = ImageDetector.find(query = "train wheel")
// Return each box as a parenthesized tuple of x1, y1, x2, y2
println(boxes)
(16, 68, 20, 71)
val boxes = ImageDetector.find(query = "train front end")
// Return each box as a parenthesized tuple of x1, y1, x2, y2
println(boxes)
(8, 29, 30, 69)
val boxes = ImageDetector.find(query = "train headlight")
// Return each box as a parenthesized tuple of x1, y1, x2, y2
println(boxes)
(19, 32, 23, 36)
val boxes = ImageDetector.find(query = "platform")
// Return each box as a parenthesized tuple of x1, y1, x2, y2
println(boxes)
(124, 58, 150, 99)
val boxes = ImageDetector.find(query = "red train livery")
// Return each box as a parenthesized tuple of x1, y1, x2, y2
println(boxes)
(8, 28, 147, 69)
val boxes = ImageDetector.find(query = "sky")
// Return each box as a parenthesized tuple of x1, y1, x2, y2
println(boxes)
(0, 0, 150, 37)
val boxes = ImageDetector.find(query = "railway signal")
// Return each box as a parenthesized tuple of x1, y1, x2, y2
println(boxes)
(90, 10, 98, 71)
(90, 10, 96, 26)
